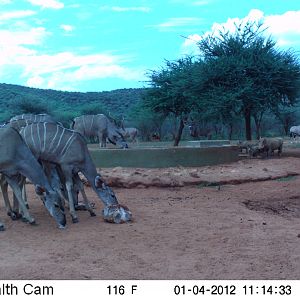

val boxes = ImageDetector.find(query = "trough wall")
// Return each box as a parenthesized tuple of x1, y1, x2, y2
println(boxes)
(89, 146, 240, 168)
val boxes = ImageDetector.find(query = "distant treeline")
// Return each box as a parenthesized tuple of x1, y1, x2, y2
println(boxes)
(1, 82, 300, 142)
(0, 83, 147, 127)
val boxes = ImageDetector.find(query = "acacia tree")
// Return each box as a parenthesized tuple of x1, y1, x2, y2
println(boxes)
(144, 57, 196, 146)
(196, 21, 300, 140)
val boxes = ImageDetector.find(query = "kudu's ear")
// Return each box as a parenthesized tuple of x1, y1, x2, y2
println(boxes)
(95, 175, 104, 189)
(35, 185, 46, 195)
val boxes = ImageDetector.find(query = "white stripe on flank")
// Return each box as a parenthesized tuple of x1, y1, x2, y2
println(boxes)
(90, 115, 94, 133)
(42, 122, 47, 153)
(60, 132, 75, 159)
(83, 116, 86, 135)
(48, 125, 59, 154)
(31, 124, 36, 150)
(52, 127, 65, 154)
(37, 123, 41, 152)
(22, 124, 29, 147)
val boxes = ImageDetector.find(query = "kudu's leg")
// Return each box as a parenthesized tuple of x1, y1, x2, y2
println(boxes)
(12, 175, 28, 218)
(62, 167, 79, 223)
(5, 177, 35, 224)
(21, 177, 29, 209)
(99, 133, 106, 148)
(74, 174, 96, 217)
(0, 177, 19, 220)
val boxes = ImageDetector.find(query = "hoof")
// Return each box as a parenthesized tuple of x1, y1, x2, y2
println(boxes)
(72, 217, 79, 223)
(75, 204, 87, 211)
(7, 211, 18, 220)
(90, 211, 96, 217)
(13, 212, 23, 220)
(21, 217, 36, 225)
(29, 220, 37, 225)
(0, 224, 5, 231)
(26, 204, 30, 209)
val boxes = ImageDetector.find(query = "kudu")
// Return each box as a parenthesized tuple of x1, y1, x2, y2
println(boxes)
(123, 128, 138, 143)
(0, 127, 66, 231)
(20, 122, 132, 223)
(8, 114, 60, 132)
(71, 114, 128, 148)
(10, 113, 55, 123)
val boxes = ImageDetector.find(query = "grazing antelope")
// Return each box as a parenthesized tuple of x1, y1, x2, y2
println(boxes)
(20, 122, 131, 223)
(71, 114, 128, 148)
(8, 114, 61, 131)
(10, 113, 55, 123)
(123, 127, 138, 143)
(0, 127, 66, 230)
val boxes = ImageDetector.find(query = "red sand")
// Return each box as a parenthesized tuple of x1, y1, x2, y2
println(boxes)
(1, 157, 300, 279)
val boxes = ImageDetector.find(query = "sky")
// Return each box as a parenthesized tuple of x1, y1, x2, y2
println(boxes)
(0, 0, 300, 92)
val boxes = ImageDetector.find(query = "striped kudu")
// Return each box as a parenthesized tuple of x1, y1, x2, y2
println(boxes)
(10, 113, 55, 123)
(0, 127, 66, 231)
(20, 122, 132, 223)
(71, 114, 128, 148)
(123, 127, 138, 143)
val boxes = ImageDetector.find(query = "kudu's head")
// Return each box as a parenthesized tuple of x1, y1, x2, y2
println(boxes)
(94, 175, 132, 223)
(107, 115, 128, 149)
(35, 186, 66, 229)
(108, 127, 128, 149)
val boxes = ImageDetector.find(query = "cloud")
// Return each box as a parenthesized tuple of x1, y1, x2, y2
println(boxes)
(60, 24, 74, 32)
(180, 34, 202, 55)
(100, 6, 151, 13)
(0, 27, 48, 47)
(181, 9, 300, 55)
(0, 24, 144, 91)
(0, 10, 36, 22)
(169, 0, 212, 5)
(23, 53, 145, 91)
(0, 0, 12, 4)
(192, 1, 211, 6)
(26, 0, 64, 10)
(151, 17, 202, 31)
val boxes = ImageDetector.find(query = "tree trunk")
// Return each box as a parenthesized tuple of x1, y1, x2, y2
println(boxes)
(227, 123, 233, 140)
(244, 109, 252, 141)
(253, 117, 260, 140)
(173, 118, 185, 146)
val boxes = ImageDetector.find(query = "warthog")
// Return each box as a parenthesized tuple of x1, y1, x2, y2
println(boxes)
(238, 140, 258, 154)
(250, 137, 283, 157)
(290, 125, 300, 139)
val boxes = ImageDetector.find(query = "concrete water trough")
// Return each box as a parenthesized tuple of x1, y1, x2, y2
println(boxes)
(187, 140, 231, 147)
(89, 145, 240, 168)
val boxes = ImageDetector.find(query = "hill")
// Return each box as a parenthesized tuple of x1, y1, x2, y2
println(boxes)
(0, 83, 147, 124)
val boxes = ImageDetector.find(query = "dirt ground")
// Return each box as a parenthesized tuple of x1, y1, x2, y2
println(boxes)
(1, 156, 300, 280)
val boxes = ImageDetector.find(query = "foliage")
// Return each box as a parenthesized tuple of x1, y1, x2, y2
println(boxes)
(144, 57, 197, 145)
(144, 20, 300, 141)
(195, 21, 300, 139)
(0, 83, 145, 124)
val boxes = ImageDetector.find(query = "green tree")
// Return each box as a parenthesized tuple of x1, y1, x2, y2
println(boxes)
(196, 21, 300, 140)
(128, 103, 166, 141)
(9, 96, 51, 116)
(144, 57, 196, 146)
